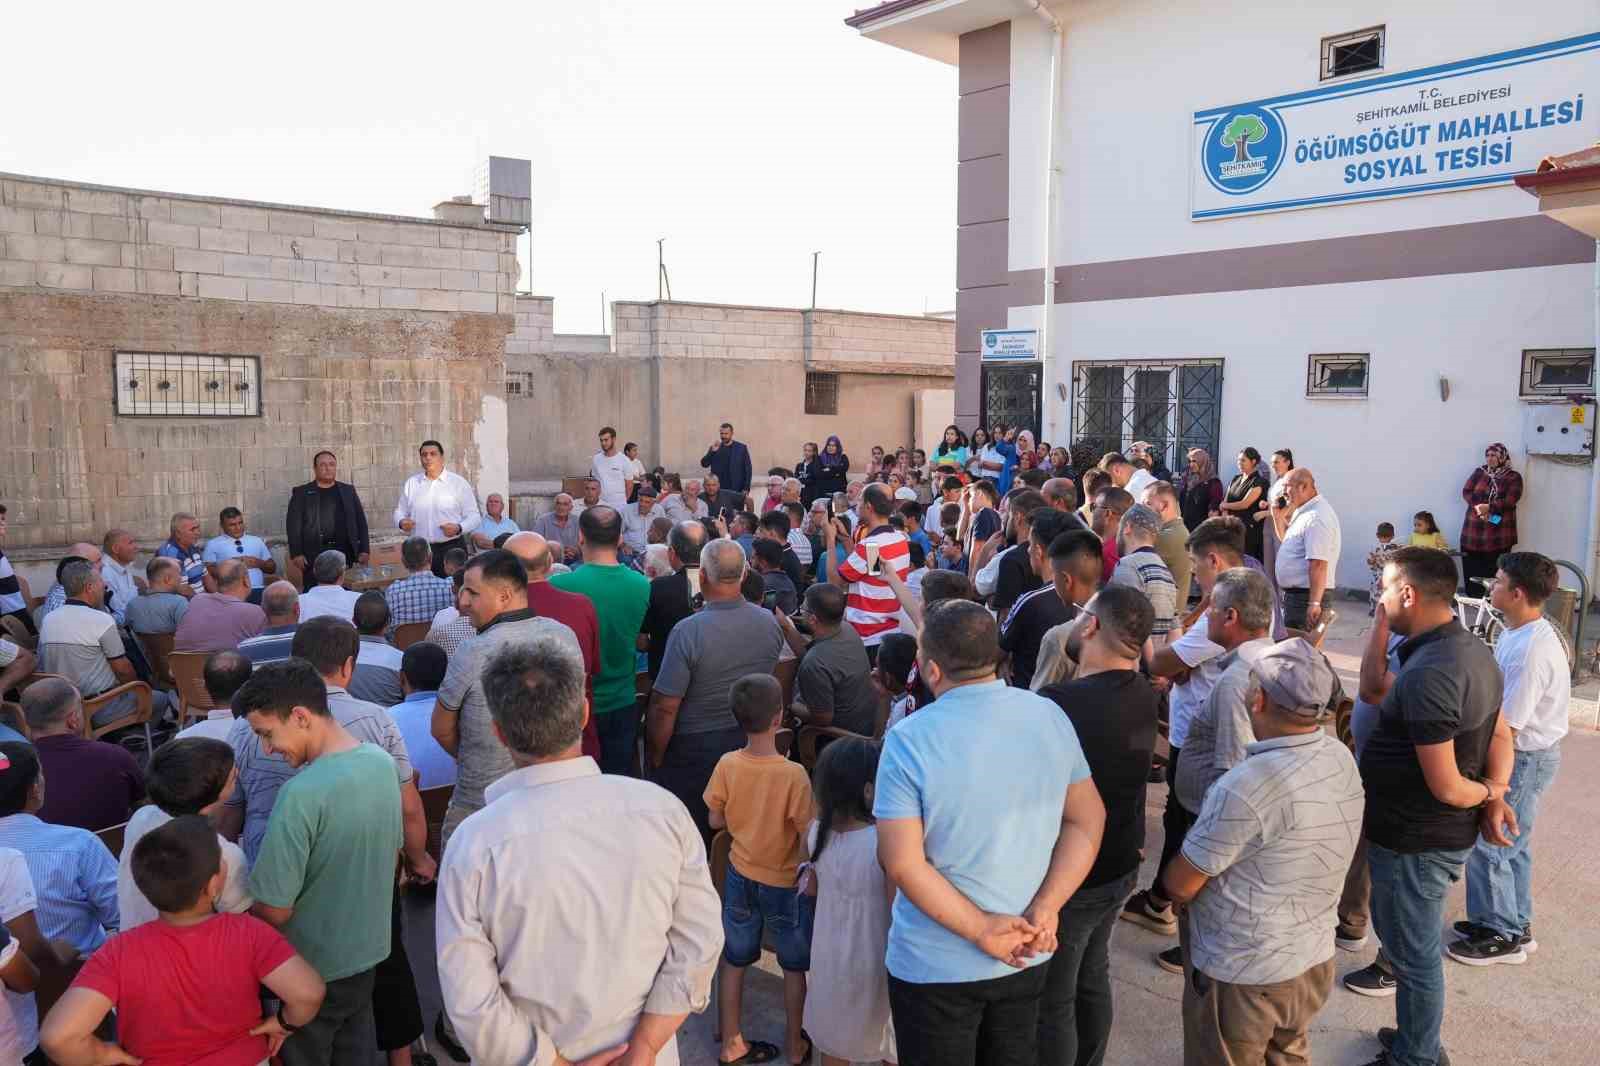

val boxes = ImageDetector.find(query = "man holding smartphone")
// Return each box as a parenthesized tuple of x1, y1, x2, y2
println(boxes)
(826, 483, 910, 659)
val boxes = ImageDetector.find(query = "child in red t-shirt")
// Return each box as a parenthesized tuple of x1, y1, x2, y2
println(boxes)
(39, 815, 325, 1066)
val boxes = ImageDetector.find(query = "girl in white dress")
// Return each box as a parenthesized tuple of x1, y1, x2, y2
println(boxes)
(800, 739, 896, 1066)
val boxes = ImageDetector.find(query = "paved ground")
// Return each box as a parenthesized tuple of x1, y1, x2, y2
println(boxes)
(404, 605, 1600, 1065)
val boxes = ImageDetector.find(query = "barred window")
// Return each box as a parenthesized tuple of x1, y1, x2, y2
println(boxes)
(505, 371, 534, 397)
(1307, 353, 1369, 397)
(114, 352, 259, 417)
(805, 371, 839, 416)
(1521, 349, 1594, 398)
(1321, 26, 1383, 80)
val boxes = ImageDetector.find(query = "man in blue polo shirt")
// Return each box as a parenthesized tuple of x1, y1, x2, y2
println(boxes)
(874, 598, 1105, 1066)
(156, 512, 213, 595)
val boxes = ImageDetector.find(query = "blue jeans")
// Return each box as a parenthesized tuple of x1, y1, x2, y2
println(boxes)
(1037, 870, 1136, 1066)
(722, 865, 815, 972)
(1368, 842, 1471, 1066)
(594, 707, 638, 777)
(1465, 744, 1561, 938)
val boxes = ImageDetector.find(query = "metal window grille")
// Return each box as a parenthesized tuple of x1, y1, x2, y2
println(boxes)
(505, 371, 534, 397)
(981, 363, 1041, 439)
(1070, 359, 1223, 473)
(114, 352, 260, 417)
(1520, 348, 1595, 398)
(805, 371, 839, 415)
(1321, 27, 1384, 80)
(1307, 353, 1370, 397)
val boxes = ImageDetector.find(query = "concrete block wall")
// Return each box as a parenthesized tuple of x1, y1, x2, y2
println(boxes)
(0, 291, 510, 553)
(505, 298, 956, 482)
(0, 175, 521, 316)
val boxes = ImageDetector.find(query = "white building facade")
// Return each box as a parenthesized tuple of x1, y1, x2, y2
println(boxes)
(850, 0, 1599, 590)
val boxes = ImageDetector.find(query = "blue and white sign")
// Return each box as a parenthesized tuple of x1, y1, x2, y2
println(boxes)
(1191, 32, 1599, 220)
(981, 329, 1038, 362)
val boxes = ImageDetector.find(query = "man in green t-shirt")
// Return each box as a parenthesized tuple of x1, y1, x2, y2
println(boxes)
(551, 506, 650, 776)
(238, 658, 403, 1066)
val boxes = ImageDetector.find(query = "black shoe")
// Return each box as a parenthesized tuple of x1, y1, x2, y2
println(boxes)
(434, 1012, 470, 1063)
(1446, 930, 1528, 966)
(1119, 890, 1177, 935)
(1155, 945, 1184, 974)
(1342, 961, 1397, 997)
(1453, 919, 1537, 952)
(1378, 1026, 1452, 1066)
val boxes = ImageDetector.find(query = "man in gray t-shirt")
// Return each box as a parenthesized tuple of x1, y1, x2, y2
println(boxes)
(647, 538, 782, 840)
(1161, 640, 1363, 1066)
(787, 583, 878, 737)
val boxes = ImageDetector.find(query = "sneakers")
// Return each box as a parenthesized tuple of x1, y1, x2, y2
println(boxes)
(1156, 945, 1184, 974)
(1377, 1026, 1452, 1066)
(1342, 961, 1397, 997)
(1452, 920, 1536, 953)
(1335, 924, 1368, 951)
(1119, 890, 1178, 935)
(1446, 930, 1528, 966)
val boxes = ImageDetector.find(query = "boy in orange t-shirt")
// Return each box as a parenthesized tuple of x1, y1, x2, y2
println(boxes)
(705, 673, 815, 1066)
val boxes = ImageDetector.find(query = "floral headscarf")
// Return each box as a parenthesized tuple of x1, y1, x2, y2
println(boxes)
(1481, 442, 1512, 491)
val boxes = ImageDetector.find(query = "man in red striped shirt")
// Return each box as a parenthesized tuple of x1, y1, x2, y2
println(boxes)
(825, 483, 911, 659)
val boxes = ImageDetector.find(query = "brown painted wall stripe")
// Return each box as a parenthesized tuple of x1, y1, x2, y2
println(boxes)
(1005, 215, 1595, 306)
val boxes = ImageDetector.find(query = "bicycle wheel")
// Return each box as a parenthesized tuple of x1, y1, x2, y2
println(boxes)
(1482, 615, 1504, 648)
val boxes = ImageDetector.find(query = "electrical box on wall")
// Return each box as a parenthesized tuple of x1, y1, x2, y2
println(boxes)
(1523, 403, 1595, 456)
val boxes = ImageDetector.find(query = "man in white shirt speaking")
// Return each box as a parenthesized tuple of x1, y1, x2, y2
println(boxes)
(394, 440, 482, 577)
(437, 633, 722, 1066)
(1448, 550, 1569, 966)
(590, 426, 635, 510)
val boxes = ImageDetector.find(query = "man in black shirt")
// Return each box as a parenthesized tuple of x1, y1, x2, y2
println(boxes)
(999, 511, 1084, 689)
(638, 520, 706, 678)
(1357, 546, 1513, 1066)
(1036, 585, 1158, 1066)
(285, 450, 370, 587)
(990, 489, 1048, 617)
(756, 511, 808, 591)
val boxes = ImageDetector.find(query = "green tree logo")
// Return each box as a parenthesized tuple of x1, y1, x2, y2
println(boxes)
(1220, 114, 1268, 163)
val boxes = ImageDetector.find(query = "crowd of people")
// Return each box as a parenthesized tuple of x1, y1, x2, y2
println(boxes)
(0, 424, 1566, 1066)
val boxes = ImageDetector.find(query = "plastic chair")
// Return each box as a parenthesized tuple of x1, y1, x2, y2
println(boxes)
(81, 681, 155, 747)
(167, 651, 222, 726)
(393, 622, 431, 650)
(0, 615, 35, 651)
(96, 820, 128, 860)
(421, 783, 454, 864)
(137, 631, 176, 690)
(795, 725, 870, 772)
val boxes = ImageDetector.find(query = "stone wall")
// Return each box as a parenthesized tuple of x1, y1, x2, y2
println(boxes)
(0, 174, 518, 557)
(505, 297, 956, 482)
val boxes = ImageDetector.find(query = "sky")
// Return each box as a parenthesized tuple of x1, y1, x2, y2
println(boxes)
(1, 1, 957, 334)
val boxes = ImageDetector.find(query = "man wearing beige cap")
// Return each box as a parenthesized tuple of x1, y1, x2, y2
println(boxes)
(1160, 639, 1365, 1066)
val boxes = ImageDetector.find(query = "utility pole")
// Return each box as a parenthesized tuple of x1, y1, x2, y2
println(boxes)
(600, 290, 607, 334)
(811, 250, 820, 309)
(656, 238, 672, 301)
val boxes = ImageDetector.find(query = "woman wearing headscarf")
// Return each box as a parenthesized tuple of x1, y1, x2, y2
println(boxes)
(813, 435, 851, 503)
(1218, 447, 1268, 560)
(795, 441, 823, 506)
(1178, 448, 1225, 532)
(1460, 442, 1523, 590)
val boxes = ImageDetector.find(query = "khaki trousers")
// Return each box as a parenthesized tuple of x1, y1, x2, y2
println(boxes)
(1181, 913, 1334, 1066)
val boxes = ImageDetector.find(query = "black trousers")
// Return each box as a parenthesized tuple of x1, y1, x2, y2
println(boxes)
(1152, 745, 1195, 899)
(1280, 587, 1331, 632)
(373, 884, 424, 1052)
(1038, 870, 1137, 1066)
(430, 537, 467, 577)
(1461, 549, 1500, 593)
(654, 726, 743, 847)
(889, 964, 1049, 1066)
(280, 968, 376, 1066)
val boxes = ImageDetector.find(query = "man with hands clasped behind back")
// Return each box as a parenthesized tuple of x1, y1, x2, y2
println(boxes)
(874, 599, 1105, 1066)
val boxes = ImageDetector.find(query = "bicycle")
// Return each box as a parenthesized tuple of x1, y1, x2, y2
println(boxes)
(1453, 577, 1575, 668)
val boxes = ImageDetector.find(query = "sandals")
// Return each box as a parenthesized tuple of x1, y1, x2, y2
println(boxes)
(720, 1040, 783, 1065)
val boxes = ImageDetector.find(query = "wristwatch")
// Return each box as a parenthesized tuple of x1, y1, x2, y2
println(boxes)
(277, 1004, 302, 1033)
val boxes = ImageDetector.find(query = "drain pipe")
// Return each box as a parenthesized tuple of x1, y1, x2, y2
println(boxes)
(1584, 241, 1600, 606)
(1028, 0, 1063, 443)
